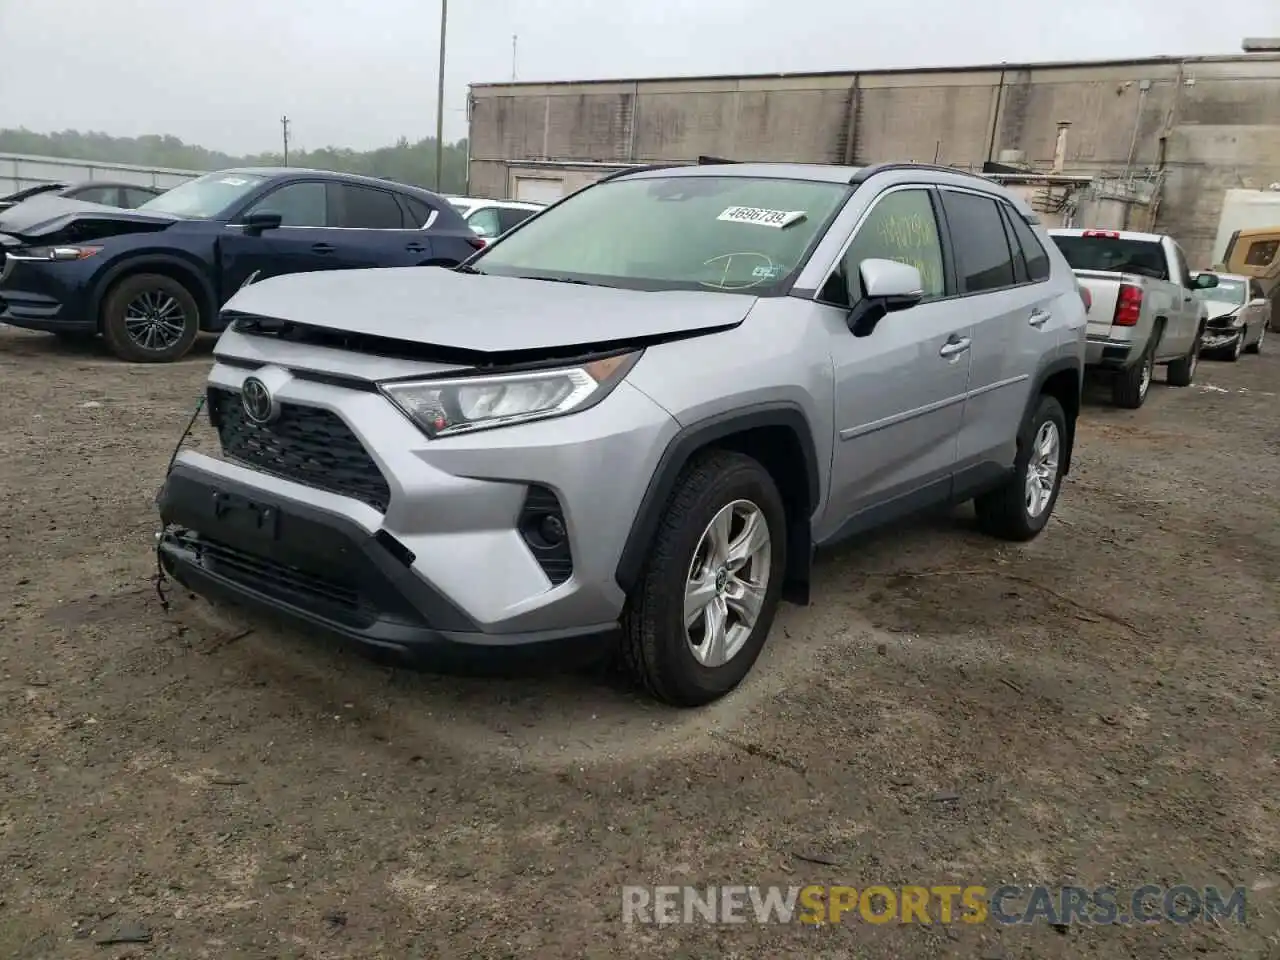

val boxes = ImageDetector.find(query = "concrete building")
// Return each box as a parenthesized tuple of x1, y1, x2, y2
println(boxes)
(467, 52, 1280, 266)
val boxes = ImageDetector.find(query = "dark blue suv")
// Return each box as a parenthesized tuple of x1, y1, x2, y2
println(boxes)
(0, 168, 483, 362)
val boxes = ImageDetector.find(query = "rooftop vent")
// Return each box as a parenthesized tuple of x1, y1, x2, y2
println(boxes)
(1242, 38, 1280, 52)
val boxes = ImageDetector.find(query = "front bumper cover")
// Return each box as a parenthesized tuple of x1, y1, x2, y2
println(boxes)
(156, 461, 616, 667)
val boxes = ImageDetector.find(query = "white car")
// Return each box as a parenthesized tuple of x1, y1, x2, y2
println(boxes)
(1193, 271, 1269, 360)
(446, 196, 545, 245)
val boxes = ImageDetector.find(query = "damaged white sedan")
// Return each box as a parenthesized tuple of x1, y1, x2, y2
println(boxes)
(1194, 271, 1269, 361)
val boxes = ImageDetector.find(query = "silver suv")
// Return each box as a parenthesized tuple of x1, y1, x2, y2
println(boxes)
(157, 161, 1086, 707)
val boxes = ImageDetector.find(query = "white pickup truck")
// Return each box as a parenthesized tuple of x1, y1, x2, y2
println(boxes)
(1047, 228, 1214, 408)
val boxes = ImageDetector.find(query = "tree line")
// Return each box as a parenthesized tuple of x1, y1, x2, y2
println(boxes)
(0, 128, 471, 195)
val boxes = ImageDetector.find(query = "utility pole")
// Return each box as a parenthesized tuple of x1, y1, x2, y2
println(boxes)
(281, 115, 290, 166)
(512, 35, 518, 81)
(434, 0, 447, 192)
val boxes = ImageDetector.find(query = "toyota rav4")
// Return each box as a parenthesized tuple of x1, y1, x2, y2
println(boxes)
(157, 160, 1087, 707)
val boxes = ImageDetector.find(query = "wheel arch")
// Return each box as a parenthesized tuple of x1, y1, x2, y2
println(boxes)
(615, 403, 821, 605)
(91, 255, 216, 332)
(1024, 357, 1081, 476)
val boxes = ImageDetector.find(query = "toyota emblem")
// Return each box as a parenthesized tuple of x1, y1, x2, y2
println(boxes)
(240, 377, 277, 425)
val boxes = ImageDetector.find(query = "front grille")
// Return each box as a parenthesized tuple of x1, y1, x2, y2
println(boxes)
(208, 386, 391, 512)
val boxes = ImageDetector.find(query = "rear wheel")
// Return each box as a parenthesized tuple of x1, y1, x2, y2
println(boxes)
(974, 394, 1067, 542)
(1112, 346, 1154, 408)
(100, 273, 199, 363)
(620, 450, 786, 707)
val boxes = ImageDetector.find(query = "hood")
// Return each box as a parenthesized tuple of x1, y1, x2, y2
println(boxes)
(1201, 299, 1243, 323)
(0, 194, 178, 243)
(222, 267, 755, 354)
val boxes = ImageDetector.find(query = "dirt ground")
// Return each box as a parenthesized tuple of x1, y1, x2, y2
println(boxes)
(0, 327, 1277, 959)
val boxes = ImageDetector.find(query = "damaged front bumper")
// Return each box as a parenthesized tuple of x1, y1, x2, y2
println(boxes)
(1201, 322, 1244, 352)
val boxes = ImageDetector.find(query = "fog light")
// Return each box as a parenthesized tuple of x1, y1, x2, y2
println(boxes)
(538, 514, 566, 545)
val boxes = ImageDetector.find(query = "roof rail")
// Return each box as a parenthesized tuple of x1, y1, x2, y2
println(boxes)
(596, 162, 690, 183)
(849, 162, 991, 185)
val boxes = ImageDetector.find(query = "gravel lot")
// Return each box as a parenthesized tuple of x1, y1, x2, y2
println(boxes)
(1, 327, 1277, 959)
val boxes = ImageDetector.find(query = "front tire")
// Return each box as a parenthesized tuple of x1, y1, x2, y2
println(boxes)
(100, 273, 199, 363)
(974, 395, 1067, 542)
(1246, 324, 1264, 355)
(1224, 328, 1245, 362)
(620, 450, 787, 707)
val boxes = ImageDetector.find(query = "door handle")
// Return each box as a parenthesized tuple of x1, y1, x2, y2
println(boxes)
(1029, 308, 1051, 327)
(405, 242, 427, 253)
(939, 337, 971, 358)
(311, 242, 335, 254)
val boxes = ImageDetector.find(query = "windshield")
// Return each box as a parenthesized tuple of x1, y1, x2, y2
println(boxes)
(137, 171, 268, 219)
(471, 175, 850, 293)
(1193, 277, 1247, 304)
(1050, 235, 1169, 280)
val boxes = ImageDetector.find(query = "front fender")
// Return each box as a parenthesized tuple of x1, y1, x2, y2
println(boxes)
(89, 247, 217, 329)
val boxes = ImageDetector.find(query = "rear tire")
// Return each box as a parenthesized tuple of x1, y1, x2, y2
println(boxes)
(1112, 346, 1154, 408)
(620, 450, 786, 707)
(974, 395, 1067, 542)
(1166, 331, 1201, 387)
(100, 273, 199, 363)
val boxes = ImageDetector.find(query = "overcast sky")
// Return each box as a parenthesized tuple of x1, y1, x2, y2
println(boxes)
(0, 0, 1275, 155)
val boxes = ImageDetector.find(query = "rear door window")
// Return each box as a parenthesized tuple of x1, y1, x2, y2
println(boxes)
(939, 190, 1015, 293)
(330, 184, 407, 229)
(1049, 234, 1169, 280)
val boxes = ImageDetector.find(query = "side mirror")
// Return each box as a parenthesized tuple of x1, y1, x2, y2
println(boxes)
(849, 258, 924, 337)
(1250, 297, 1270, 307)
(1191, 272, 1219, 290)
(243, 210, 283, 235)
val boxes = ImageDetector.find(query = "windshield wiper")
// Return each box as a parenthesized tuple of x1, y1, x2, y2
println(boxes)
(516, 275, 595, 286)
(454, 263, 485, 274)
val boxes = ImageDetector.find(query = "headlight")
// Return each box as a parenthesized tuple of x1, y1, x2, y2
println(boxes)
(19, 245, 102, 261)
(380, 351, 640, 438)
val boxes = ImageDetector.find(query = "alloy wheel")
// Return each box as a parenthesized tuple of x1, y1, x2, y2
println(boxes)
(1025, 420, 1061, 518)
(124, 291, 187, 352)
(683, 499, 772, 669)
